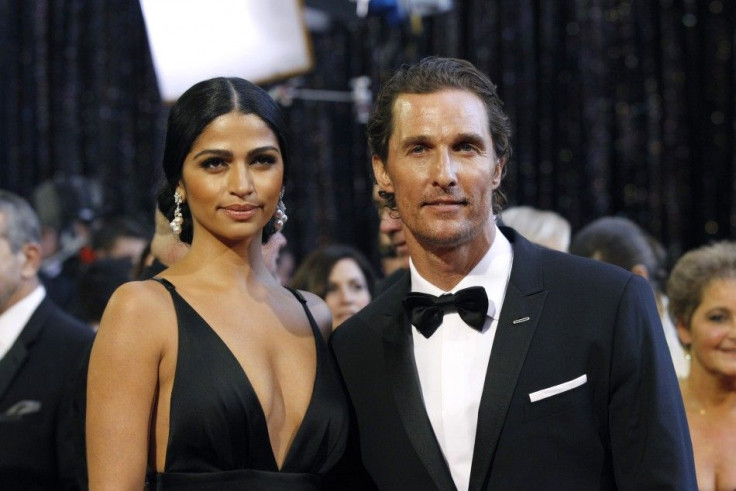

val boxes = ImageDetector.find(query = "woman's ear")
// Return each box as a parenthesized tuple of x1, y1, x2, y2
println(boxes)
(676, 320, 692, 350)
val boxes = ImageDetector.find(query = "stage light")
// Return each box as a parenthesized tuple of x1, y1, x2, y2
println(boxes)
(140, 0, 313, 102)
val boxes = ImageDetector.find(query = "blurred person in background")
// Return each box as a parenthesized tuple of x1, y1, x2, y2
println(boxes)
(372, 183, 409, 295)
(667, 240, 736, 491)
(88, 215, 149, 266)
(499, 205, 571, 252)
(74, 258, 134, 332)
(570, 216, 689, 378)
(31, 175, 103, 311)
(0, 190, 94, 490)
(137, 208, 191, 280)
(291, 244, 377, 330)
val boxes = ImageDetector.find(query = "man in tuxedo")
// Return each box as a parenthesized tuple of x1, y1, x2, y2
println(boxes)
(0, 190, 94, 490)
(330, 57, 696, 490)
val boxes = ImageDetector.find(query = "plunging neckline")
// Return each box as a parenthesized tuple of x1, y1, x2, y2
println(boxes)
(168, 287, 321, 472)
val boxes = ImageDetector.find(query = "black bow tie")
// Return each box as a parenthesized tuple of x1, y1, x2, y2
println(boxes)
(403, 286, 489, 338)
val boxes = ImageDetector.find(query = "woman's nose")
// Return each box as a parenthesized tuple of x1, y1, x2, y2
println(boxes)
(230, 164, 253, 195)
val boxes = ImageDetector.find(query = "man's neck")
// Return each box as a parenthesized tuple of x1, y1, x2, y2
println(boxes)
(409, 229, 495, 291)
(1, 278, 40, 315)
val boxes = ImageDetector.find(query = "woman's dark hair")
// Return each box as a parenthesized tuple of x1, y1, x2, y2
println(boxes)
(157, 77, 289, 244)
(368, 56, 512, 214)
(290, 244, 377, 299)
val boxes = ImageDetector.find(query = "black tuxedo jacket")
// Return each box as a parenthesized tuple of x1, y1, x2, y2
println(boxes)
(331, 227, 696, 490)
(0, 296, 94, 490)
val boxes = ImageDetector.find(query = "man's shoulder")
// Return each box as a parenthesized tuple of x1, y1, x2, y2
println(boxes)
(331, 285, 404, 354)
(532, 243, 634, 285)
(29, 298, 94, 349)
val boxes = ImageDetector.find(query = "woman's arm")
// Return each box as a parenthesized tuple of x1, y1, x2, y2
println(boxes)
(86, 281, 170, 490)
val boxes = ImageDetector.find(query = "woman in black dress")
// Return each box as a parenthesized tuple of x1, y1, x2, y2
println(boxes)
(87, 78, 348, 489)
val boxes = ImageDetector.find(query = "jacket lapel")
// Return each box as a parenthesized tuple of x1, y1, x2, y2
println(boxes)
(381, 274, 457, 491)
(0, 298, 49, 401)
(468, 228, 547, 491)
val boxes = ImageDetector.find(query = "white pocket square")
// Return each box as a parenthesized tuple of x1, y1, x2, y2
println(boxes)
(4, 400, 42, 416)
(529, 374, 587, 402)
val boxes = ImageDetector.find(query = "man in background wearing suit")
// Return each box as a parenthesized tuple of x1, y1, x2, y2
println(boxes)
(0, 190, 94, 490)
(330, 57, 696, 490)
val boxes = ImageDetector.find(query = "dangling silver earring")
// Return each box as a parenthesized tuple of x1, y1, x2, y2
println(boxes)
(170, 191, 184, 235)
(274, 192, 288, 231)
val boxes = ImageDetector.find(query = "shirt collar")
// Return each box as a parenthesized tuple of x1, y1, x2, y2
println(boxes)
(0, 285, 46, 360)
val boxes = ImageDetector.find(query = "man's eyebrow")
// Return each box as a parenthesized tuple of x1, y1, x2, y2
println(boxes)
(399, 135, 432, 148)
(455, 133, 487, 146)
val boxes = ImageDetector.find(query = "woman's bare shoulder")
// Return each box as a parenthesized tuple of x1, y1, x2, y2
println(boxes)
(296, 289, 333, 341)
(97, 279, 175, 340)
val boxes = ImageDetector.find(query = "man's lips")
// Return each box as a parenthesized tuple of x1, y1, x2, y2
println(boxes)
(422, 199, 467, 208)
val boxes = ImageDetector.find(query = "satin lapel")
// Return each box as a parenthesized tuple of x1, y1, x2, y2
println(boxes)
(468, 228, 547, 491)
(0, 299, 49, 400)
(382, 275, 457, 491)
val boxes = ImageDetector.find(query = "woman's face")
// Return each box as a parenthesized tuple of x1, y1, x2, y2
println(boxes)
(678, 277, 736, 378)
(179, 111, 283, 245)
(325, 258, 371, 329)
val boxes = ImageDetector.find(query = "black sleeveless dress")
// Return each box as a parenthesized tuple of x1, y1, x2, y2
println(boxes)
(147, 279, 349, 490)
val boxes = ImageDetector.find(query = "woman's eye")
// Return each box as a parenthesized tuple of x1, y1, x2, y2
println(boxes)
(201, 158, 227, 169)
(252, 154, 277, 166)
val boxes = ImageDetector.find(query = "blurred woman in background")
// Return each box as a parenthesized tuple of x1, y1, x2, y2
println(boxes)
(291, 244, 377, 330)
(667, 240, 736, 491)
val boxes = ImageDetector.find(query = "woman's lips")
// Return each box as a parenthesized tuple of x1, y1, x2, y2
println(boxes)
(221, 204, 258, 220)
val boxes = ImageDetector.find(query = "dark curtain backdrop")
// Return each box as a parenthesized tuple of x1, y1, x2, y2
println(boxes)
(2, 0, 734, 269)
(1, 0, 163, 225)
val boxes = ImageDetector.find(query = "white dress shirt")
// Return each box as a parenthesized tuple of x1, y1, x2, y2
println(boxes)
(410, 226, 513, 491)
(0, 285, 45, 361)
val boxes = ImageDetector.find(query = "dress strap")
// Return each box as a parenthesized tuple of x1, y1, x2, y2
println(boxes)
(284, 287, 322, 339)
(151, 277, 176, 291)
(285, 287, 307, 304)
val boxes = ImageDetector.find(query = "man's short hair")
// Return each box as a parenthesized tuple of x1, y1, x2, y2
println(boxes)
(0, 190, 42, 252)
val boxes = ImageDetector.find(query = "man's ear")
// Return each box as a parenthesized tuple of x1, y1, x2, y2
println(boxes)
(372, 156, 394, 194)
(20, 242, 43, 279)
(491, 157, 505, 189)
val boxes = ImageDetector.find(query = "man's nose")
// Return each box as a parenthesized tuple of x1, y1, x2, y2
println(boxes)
(432, 149, 457, 187)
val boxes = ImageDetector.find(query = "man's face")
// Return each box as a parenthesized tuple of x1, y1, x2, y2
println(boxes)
(0, 216, 26, 313)
(373, 89, 503, 252)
